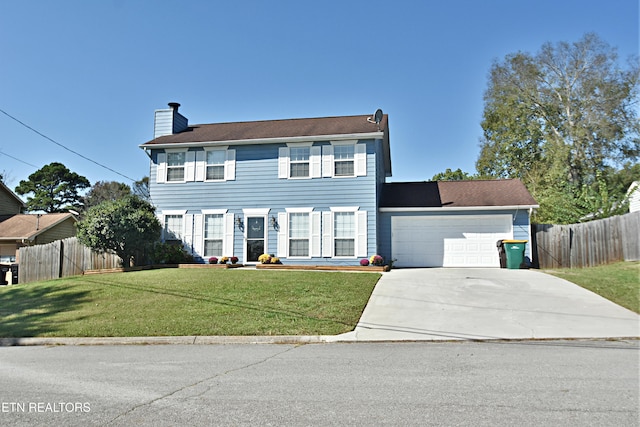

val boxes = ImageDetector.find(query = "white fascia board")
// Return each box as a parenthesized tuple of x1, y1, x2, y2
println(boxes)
(379, 205, 539, 213)
(138, 132, 384, 149)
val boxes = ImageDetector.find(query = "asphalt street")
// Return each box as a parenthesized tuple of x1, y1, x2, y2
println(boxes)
(1, 340, 638, 426)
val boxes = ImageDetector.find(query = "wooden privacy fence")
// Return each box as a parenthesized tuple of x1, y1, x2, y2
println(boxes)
(532, 211, 640, 269)
(18, 237, 122, 284)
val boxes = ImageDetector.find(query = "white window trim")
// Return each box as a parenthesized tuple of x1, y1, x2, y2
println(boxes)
(324, 207, 367, 259)
(161, 210, 187, 242)
(279, 143, 321, 180)
(196, 146, 235, 182)
(322, 141, 366, 178)
(162, 149, 190, 183)
(278, 208, 319, 259)
(203, 147, 227, 182)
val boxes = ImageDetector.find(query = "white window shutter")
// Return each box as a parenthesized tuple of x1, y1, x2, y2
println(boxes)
(183, 213, 194, 253)
(356, 210, 368, 257)
(195, 151, 205, 181)
(311, 211, 321, 257)
(193, 214, 203, 257)
(310, 146, 321, 178)
(278, 147, 289, 179)
(156, 153, 167, 184)
(224, 213, 235, 256)
(185, 151, 196, 182)
(322, 145, 333, 177)
(355, 143, 367, 176)
(322, 211, 333, 257)
(225, 149, 236, 181)
(277, 212, 288, 257)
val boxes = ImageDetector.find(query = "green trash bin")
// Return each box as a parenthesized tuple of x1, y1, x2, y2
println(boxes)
(502, 240, 527, 269)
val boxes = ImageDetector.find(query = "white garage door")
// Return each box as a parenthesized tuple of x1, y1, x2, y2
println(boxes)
(392, 215, 512, 267)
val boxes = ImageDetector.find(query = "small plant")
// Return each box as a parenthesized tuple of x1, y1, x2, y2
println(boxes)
(369, 254, 384, 266)
(270, 256, 281, 264)
(360, 258, 370, 266)
(258, 254, 271, 264)
(208, 257, 218, 264)
(230, 256, 239, 264)
(150, 242, 194, 265)
(220, 256, 229, 264)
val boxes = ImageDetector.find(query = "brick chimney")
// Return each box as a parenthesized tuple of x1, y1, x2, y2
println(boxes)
(153, 102, 189, 138)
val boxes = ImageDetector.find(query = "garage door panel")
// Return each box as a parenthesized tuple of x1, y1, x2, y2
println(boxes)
(392, 215, 513, 268)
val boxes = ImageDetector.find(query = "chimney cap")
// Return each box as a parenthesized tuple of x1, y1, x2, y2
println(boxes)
(168, 102, 181, 111)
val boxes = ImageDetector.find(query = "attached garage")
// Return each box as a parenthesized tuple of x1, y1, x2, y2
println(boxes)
(379, 180, 539, 268)
(391, 214, 512, 267)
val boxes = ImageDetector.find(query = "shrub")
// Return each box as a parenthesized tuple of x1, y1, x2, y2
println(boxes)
(220, 256, 229, 264)
(230, 256, 239, 264)
(360, 258, 370, 266)
(150, 242, 194, 265)
(208, 257, 218, 264)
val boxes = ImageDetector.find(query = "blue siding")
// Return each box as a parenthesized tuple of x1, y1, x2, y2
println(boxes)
(149, 139, 383, 265)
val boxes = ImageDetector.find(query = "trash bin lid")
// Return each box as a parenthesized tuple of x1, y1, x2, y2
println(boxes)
(501, 240, 528, 243)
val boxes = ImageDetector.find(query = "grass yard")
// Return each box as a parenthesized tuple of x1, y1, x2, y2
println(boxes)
(546, 261, 639, 314)
(0, 269, 380, 338)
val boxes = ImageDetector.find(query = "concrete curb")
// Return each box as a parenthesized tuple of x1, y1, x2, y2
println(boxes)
(0, 335, 330, 346)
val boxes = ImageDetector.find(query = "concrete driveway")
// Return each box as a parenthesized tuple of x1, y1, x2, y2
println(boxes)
(332, 268, 639, 341)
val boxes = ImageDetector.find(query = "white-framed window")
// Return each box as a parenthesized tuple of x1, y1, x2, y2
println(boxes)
(322, 141, 367, 178)
(164, 214, 183, 241)
(166, 151, 186, 182)
(289, 212, 310, 257)
(289, 147, 310, 178)
(278, 144, 321, 179)
(322, 207, 367, 258)
(333, 145, 355, 177)
(203, 213, 224, 257)
(205, 150, 226, 181)
(334, 211, 355, 256)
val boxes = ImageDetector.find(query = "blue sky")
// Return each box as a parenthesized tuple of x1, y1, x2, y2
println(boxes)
(1, 0, 637, 190)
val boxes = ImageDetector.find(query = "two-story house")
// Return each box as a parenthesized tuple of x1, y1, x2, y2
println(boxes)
(141, 103, 538, 268)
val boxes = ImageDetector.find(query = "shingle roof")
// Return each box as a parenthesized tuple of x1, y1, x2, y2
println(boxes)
(0, 213, 75, 240)
(380, 179, 538, 208)
(141, 114, 388, 146)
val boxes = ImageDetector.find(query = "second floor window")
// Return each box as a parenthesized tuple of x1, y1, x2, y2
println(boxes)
(206, 150, 226, 180)
(289, 147, 310, 178)
(167, 152, 185, 182)
(334, 145, 355, 177)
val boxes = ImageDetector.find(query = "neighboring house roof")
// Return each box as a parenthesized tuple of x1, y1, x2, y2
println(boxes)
(0, 213, 76, 241)
(380, 179, 539, 209)
(0, 181, 26, 211)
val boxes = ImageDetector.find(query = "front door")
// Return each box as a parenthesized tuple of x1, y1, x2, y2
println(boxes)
(246, 216, 265, 262)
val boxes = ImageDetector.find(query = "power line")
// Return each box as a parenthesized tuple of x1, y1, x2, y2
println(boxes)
(0, 149, 38, 168)
(0, 107, 137, 182)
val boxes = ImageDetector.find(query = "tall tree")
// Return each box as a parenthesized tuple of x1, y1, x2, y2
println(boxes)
(132, 176, 150, 201)
(83, 181, 132, 211)
(76, 195, 161, 268)
(431, 168, 475, 181)
(476, 33, 639, 223)
(15, 162, 90, 213)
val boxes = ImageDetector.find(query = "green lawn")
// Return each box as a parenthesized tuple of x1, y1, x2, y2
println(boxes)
(546, 261, 640, 314)
(0, 269, 380, 338)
